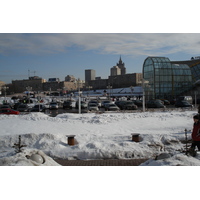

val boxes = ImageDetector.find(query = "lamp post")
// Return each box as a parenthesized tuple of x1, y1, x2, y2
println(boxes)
(138, 79, 149, 112)
(107, 84, 112, 100)
(77, 78, 82, 114)
(26, 86, 32, 104)
(2, 86, 9, 103)
(130, 86, 134, 99)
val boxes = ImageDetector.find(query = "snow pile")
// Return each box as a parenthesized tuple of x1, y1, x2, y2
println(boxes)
(0, 110, 200, 166)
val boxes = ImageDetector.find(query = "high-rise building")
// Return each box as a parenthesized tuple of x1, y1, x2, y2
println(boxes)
(116, 56, 126, 75)
(110, 66, 121, 76)
(85, 69, 96, 83)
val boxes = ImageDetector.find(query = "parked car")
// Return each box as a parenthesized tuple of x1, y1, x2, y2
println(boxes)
(0, 103, 12, 109)
(88, 100, 100, 107)
(146, 100, 165, 108)
(63, 101, 72, 109)
(75, 101, 87, 109)
(49, 102, 59, 110)
(104, 103, 120, 111)
(0, 108, 20, 115)
(160, 99, 170, 105)
(120, 101, 138, 110)
(17, 104, 30, 112)
(175, 101, 193, 108)
(13, 103, 22, 110)
(88, 103, 99, 111)
(177, 96, 193, 104)
(115, 101, 127, 109)
(30, 104, 46, 112)
(101, 100, 114, 108)
(133, 100, 143, 107)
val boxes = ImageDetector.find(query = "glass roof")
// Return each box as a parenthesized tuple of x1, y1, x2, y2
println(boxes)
(151, 57, 171, 63)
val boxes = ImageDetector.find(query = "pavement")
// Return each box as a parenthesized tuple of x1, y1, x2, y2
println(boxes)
(54, 158, 148, 166)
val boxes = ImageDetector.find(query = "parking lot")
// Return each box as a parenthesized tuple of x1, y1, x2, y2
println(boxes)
(1, 95, 197, 117)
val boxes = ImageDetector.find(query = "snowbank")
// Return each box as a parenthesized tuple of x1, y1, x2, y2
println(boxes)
(0, 110, 199, 166)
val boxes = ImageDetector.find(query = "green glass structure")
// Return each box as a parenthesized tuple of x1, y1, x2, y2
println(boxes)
(143, 57, 193, 99)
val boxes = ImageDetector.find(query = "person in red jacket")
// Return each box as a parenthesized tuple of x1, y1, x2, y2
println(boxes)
(189, 114, 200, 156)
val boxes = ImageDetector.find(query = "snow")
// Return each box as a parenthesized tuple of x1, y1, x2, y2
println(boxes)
(1, 108, 199, 200)
(0, 109, 199, 166)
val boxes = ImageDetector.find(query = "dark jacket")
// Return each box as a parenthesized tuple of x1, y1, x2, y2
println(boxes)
(192, 121, 200, 141)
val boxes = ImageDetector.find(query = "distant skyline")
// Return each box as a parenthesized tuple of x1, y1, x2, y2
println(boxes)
(1, 33, 200, 84)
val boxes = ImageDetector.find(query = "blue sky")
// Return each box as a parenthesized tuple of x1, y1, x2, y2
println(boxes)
(1, 33, 200, 84)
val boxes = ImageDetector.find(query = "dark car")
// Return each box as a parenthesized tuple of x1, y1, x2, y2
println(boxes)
(146, 100, 165, 108)
(120, 101, 138, 110)
(133, 100, 143, 107)
(104, 103, 120, 111)
(115, 101, 127, 109)
(0, 103, 12, 109)
(30, 104, 46, 112)
(175, 101, 193, 108)
(14, 103, 22, 110)
(0, 108, 20, 115)
(17, 104, 30, 112)
(63, 101, 73, 109)
(101, 100, 113, 108)
(49, 102, 59, 110)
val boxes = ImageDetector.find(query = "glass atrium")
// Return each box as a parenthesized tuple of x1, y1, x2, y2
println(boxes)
(143, 57, 193, 99)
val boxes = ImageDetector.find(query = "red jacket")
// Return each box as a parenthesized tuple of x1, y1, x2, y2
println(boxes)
(192, 122, 200, 141)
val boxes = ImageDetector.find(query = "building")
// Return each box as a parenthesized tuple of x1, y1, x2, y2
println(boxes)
(85, 69, 96, 84)
(65, 75, 76, 82)
(116, 56, 126, 75)
(143, 57, 193, 99)
(48, 78, 60, 82)
(86, 57, 141, 90)
(110, 66, 121, 76)
(12, 76, 46, 93)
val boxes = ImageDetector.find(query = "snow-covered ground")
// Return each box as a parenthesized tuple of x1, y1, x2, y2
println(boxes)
(1, 108, 200, 166)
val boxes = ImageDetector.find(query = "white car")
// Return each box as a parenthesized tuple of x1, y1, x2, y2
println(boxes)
(88, 103, 99, 111)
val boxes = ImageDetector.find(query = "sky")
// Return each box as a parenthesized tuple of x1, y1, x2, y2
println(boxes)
(1, 1, 200, 84)
(1, 33, 200, 84)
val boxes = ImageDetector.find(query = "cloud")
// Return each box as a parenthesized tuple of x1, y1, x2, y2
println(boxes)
(0, 33, 200, 57)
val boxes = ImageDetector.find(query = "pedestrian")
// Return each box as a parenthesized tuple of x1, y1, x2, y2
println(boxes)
(189, 114, 200, 156)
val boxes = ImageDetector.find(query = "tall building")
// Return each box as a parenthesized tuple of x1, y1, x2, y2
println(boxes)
(110, 66, 121, 76)
(85, 69, 96, 83)
(116, 56, 126, 75)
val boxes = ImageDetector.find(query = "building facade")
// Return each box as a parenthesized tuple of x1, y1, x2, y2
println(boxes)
(12, 76, 46, 93)
(85, 69, 96, 84)
(110, 66, 121, 76)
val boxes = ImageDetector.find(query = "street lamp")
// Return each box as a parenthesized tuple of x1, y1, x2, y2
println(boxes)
(107, 84, 112, 100)
(26, 86, 32, 104)
(138, 79, 149, 112)
(77, 78, 82, 114)
(130, 86, 134, 99)
(2, 86, 9, 103)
